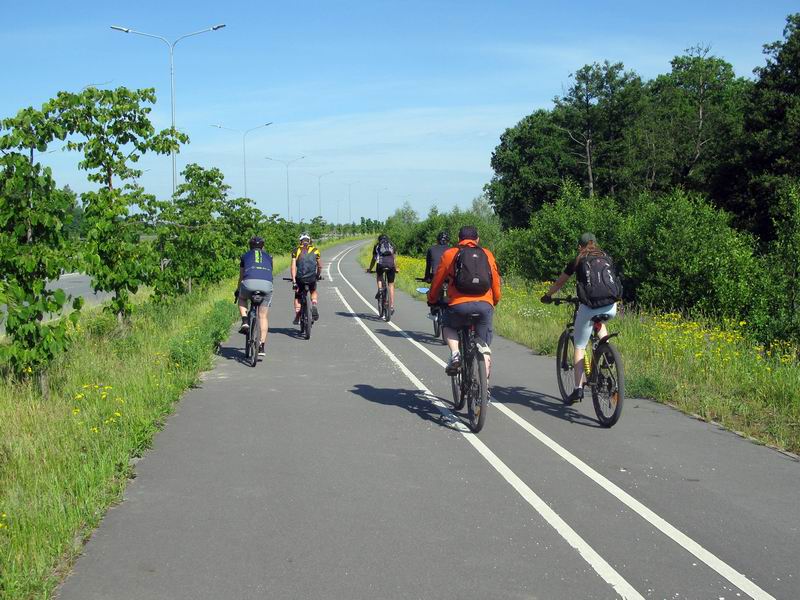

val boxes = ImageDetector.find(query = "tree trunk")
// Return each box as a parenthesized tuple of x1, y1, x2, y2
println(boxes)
(38, 371, 50, 401)
(586, 138, 595, 197)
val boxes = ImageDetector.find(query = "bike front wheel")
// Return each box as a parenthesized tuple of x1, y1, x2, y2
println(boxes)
(591, 342, 624, 427)
(466, 353, 488, 433)
(556, 330, 576, 404)
(432, 310, 441, 339)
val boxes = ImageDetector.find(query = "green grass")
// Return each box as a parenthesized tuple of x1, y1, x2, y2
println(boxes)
(359, 246, 800, 454)
(0, 237, 365, 600)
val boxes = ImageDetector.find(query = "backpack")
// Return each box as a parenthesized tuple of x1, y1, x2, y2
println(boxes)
(453, 246, 492, 295)
(376, 240, 396, 269)
(576, 252, 623, 308)
(295, 246, 318, 284)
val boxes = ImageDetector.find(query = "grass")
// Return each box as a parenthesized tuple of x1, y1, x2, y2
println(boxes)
(0, 236, 365, 600)
(359, 246, 800, 454)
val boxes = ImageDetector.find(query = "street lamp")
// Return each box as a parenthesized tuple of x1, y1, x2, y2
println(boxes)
(111, 23, 226, 195)
(265, 155, 305, 221)
(212, 122, 272, 199)
(376, 187, 388, 222)
(314, 171, 334, 219)
(345, 181, 359, 223)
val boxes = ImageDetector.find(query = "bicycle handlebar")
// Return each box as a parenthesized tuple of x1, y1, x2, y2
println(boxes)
(552, 297, 580, 306)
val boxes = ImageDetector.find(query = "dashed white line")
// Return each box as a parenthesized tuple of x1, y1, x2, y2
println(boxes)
(334, 283, 645, 600)
(335, 244, 778, 600)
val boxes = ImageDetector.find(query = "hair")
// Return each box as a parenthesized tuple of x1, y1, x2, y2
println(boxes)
(437, 231, 450, 245)
(573, 240, 604, 269)
(458, 225, 478, 241)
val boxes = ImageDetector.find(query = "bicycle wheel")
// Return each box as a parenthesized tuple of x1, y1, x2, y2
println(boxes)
(591, 342, 624, 427)
(450, 369, 464, 410)
(466, 352, 489, 433)
(432, 310, 441, 338)
(556, 329, 576, 404)
(383, 288, 391, 322)
(249, 313, 260, 368)
(303, 295, 312, 340)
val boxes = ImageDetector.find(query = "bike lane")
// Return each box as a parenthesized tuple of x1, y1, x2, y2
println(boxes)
(58, 242, 617, 600)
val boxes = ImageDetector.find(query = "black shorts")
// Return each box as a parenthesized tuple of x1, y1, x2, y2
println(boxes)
(443, 301, 494, 345)
(376, 265, 396, 284)
(295, 280, 317, 298)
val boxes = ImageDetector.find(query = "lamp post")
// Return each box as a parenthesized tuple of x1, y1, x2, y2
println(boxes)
(111, 23, 226, 195)
(265, 156, 305, 221)
(376, 187, 388, 222)
(346, 181, 359, 223)
(212, 122, 272, 198)
(314, 171, 334, 219)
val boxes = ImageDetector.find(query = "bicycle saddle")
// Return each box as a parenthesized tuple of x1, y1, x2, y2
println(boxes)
(591, 314, 612, 323)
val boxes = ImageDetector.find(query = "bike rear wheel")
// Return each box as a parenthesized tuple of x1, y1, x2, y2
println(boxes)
(303, 295, 312, 340)
(466, 352, 488, 433)
(450, 369, 464, 410)
(249, 312, 260, 368)
(556, 329, 576, 404)
(432, 309, 441, 338)
(591, 342, 624, 427)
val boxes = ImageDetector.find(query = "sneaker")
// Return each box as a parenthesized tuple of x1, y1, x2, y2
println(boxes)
(258, 343, 265, 357)
(568, 387, 584, 403)
(311, 304, 319, 321)
(445, 352, 461, 375)
(238, 321, 249, 334)
(293, 312, 300, 325)
(390, 307, 395, 315)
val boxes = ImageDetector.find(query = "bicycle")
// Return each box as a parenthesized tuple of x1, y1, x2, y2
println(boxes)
(415, 277, 445, 340)
(367, 269, 392, 322)
(243, 291, 267, 368)
(452, 313, 489, 433)
(284, 276, 322, 340)
(552, 297, 624, 427)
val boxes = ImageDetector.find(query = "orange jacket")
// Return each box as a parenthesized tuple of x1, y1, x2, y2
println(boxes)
(428, 240, 502, 306)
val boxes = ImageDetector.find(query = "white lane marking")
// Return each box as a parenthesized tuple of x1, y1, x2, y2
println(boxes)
(335, 246, 778, 600)
(334, 285, 644, 600)
(325, 247, 349, 282)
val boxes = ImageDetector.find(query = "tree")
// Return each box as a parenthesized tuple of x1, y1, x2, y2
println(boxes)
(0, 105, 81, 383)
(742, 13, 800, 239)
(54, 87, 187, 317)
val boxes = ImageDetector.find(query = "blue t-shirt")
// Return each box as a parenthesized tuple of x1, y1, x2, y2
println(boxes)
(240, 249, 273, 281)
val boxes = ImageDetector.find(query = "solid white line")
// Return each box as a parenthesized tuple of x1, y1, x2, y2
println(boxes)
(334, 285, 645, 600)
(325, 247, 349, 282)
(335, 245, 777, 600)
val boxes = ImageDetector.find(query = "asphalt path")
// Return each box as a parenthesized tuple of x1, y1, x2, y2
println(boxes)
(57, 241, 799, 599)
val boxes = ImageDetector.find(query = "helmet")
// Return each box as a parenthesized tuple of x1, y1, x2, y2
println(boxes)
(299, 232, 311, 243)
(249, 236, 265, 249)
(437, 231, 450, 245)
(378, 233, 388, 242)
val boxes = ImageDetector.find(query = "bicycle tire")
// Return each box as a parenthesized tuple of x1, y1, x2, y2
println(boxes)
(450, 370, 464, 410)
(556, 329, 576, 404)
(591, 342, 624, 427)
(432, 310, 441, 338)
(249, 313, 260, 368)
(384, 293, 391, 322)
(467, 352, 488, 433)
(304, 294, 312, 340)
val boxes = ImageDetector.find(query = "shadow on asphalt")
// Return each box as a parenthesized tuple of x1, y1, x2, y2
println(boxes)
(269, 327, 304, 339)
(349, 384, 457, 430)
(490, 385, 602, 428)
(335, 310, 384, 323)
(217, 344, 250, 365)
(375, 327, 445, 348)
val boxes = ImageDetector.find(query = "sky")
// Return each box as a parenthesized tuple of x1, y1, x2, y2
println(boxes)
(2, 0, 797, 223)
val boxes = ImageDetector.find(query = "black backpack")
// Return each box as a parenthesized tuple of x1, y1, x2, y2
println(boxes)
(454, 246, 492, 294)
(376, 240, 396, 269)
(295, 246, 318, 284)
(576, 252, 623, 308)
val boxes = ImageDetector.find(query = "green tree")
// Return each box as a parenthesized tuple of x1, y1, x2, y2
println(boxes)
(0, 105, 81, 382)
(54, 87, 187, 317)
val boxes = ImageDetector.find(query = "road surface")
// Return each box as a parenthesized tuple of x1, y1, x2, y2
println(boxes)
(57, 241, 799, 600)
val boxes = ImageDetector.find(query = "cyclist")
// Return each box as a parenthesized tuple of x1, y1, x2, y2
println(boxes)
(427, 226, 501, 376)
(237, 236, 273, 357)
(541, 232, 622, 402)
(367, 233, 397, 314)
(291, 232, 322, 324)
(424, 231, 450, 282)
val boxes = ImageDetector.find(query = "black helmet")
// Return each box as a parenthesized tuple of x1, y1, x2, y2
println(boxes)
(378, 233, 389, 242)
(249, 236, 265, 249)
(437, 231, 449, 245)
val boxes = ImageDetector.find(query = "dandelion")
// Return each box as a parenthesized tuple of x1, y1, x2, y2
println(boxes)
(114, 411, 122, 417)
(91, 426, 99, 433)
(74, 393, 85, 400)
(82, 384, 91, 389)
(72, 408, 80, 415)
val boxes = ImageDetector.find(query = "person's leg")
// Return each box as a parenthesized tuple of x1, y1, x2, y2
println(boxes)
(375, 270, 383, 299)
(259, 289, 272, 346)
(473, 303, 494, 379)
(571, 304, 594, 398)
(388, 282, 395, 309)
(238, 284, 250, 333)
(443, 327, 459, 354)
(310, 283, 319, 320)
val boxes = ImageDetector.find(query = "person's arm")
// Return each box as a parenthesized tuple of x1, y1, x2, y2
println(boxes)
(543, 272, 570, 299)
(315, 249, 323, 277)
(489, 251, 502, 305)
(368, 245, 377, 272)
(424, 248, 433, 281)
(428, 250, 452, 304)
(238, 265, 244, 286)
(290, 251, 297, 282)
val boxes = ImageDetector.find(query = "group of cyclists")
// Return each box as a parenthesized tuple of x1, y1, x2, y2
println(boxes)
(235, 227, 622, 406)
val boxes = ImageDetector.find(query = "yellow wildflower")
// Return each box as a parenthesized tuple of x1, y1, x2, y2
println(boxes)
(72, 408, 80, 415)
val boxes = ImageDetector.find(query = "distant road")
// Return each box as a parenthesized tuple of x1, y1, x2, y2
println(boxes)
(0, 273, 110, 336)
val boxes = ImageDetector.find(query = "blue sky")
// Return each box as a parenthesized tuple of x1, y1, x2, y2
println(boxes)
(2, 0, 797, 222)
